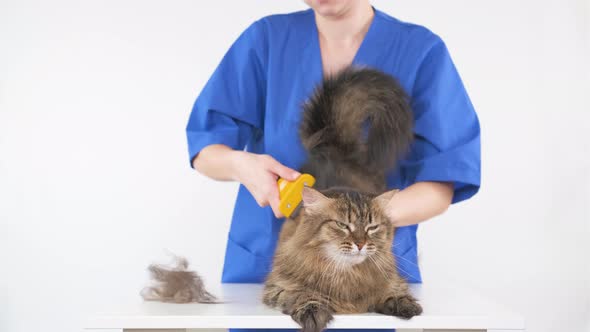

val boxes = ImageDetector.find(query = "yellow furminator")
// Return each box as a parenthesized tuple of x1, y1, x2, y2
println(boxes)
(277, 174, 316, 218)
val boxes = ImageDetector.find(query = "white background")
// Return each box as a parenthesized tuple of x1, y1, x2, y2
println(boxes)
(1, 0, 589, 331)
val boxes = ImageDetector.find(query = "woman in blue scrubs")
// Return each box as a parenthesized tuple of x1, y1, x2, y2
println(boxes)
(187, 0, 480, 330)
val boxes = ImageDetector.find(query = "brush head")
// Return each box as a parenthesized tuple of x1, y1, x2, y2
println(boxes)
(277, 173, 316, 218)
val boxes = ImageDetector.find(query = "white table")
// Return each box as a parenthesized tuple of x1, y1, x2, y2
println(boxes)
(85, 282, 525, 332)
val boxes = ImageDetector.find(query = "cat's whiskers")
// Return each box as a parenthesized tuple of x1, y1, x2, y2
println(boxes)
(371, 252, 418, 281)
(367, 255, 390, 281)
(393, 251, 420, 268)
(371, 252, 398, 271)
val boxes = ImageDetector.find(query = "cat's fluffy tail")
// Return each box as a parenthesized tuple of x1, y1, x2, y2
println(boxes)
(300, 66, 413, 177)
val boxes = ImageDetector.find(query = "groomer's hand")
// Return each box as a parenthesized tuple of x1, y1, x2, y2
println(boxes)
(231, 151, 300, 218)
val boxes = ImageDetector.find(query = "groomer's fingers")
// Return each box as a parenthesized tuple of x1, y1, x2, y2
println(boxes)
(252, 194, 269, 208)
(268, 185, 285, 219)
(270, 204, 284, 219)
(264, 156, 300, 181)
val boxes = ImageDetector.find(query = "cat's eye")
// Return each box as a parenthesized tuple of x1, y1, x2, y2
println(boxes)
(335, 221, 348, 229)
(366, 225, 379, 232)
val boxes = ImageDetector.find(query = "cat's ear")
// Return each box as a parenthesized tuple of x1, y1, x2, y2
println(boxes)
(373, 189, 399, 209)
(301, 187, 330, 209)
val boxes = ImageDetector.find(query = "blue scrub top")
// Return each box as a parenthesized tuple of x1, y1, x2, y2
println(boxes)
(186, 8, 480, 285)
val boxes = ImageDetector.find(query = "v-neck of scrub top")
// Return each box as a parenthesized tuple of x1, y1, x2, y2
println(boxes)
(305, 7, 386, 84)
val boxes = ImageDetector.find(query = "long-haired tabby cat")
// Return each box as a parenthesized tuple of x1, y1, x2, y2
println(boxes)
(262, 66, 422, 332)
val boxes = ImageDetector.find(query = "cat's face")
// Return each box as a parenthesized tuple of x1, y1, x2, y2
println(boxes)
(298, 187, 397, 267)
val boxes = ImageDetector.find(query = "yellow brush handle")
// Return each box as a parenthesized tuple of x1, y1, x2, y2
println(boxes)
(277, 174, 316, 218)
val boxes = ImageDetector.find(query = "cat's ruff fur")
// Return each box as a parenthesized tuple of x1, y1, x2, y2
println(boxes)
(262, 66, 421, 332)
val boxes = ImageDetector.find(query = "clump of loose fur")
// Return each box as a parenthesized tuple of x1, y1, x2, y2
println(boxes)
(140, 254, 219, 303)
(263, 66, 421, 332)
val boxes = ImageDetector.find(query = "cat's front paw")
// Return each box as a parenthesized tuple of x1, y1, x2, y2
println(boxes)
(262, 284, 284, 307)
(377, 295, 422, 319)
(291, 301, 333, 332)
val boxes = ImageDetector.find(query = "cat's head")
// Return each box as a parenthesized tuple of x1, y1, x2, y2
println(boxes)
(295, 187, 397, 266)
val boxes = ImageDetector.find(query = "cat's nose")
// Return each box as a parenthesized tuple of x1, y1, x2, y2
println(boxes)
(355, 242, 365, 250)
